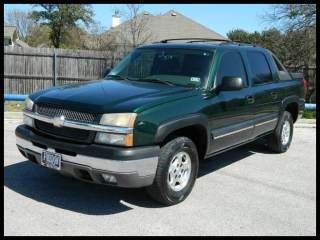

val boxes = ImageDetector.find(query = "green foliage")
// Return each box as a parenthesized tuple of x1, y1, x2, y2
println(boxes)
(227, 4, 316, 103)
(227, 28, 287, 62)
(302, 110, 316, 119)
(227, 27, 316, 103)
(5, 101, 25, 112)
(25, 25, 52, 47)
(29, 4, 93, 48)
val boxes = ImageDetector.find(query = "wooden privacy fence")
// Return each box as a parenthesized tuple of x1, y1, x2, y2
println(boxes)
(4, 46, 126, 94)
(4, 46, 317, 102)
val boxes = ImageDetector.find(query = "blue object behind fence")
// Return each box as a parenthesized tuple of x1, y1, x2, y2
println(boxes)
(305, 103, 316, 111)
(4, 94, 28, 101)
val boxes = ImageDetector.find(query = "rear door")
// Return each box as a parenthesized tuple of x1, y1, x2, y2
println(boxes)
(245, 50, 281, 137)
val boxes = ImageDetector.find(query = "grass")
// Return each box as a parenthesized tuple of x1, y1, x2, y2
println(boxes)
(302, 110, 317, 119)
(4, 101, 26, 112)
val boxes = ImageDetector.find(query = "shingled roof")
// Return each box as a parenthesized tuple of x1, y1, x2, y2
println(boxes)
(106, 10, 227, 45)
(4, 26, 18, 39)
(148, 10, 226, 40)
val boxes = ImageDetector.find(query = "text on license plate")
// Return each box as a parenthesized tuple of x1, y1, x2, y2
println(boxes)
(41, 150, 61, 170)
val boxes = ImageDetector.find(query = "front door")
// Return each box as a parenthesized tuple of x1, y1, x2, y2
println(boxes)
(206, 50, 255, 154)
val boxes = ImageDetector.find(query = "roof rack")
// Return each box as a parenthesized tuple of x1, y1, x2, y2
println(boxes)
(158, 38, 231, 43)
(220, 40, 258, 47)
(155, 38, 258, 47)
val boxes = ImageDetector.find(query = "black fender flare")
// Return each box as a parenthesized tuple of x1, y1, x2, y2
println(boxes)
(154, 114, 210, 153)
(281, 95, 300, 111)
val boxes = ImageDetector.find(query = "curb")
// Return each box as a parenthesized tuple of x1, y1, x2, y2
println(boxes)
(4, 112, 23, 119)
(295, 124, 316, 128)
(295, 119, 316, 128)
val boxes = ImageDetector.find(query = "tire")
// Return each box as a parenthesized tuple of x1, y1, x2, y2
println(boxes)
(267, 111, 294, 153)
(146, 136, 199, 205)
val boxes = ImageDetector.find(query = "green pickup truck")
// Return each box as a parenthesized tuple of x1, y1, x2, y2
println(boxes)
(16, 38, 305, 205)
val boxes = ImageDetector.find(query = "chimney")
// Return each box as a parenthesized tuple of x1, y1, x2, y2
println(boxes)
(171, 9, 177, 16)
(112, 10, 121, 28)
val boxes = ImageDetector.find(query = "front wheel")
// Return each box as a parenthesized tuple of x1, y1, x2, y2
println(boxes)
(146, 137, 199, 205)
(267, 111, 294, 153)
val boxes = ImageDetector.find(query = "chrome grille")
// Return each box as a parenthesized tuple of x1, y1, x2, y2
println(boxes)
(35, 103, 99, 124)
(34, 120, 94, 143)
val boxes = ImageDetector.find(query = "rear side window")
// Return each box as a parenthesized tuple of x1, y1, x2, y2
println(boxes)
(217, 52, 247, 86)
(247, 51, 273, 84)
(272, 55, 292, 81)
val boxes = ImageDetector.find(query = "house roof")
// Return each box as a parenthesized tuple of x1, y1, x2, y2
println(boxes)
(4, 25, 17, 39)
(149, 10, 227, 41)
(106, 10, 227, 45)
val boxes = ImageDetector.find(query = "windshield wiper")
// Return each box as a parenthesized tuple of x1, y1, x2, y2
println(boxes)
(107, 75, 194, 88)
(106, 74, 131, 80)
(139, 78, 176, 86)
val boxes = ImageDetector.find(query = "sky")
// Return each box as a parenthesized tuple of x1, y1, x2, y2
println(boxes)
(4, 4, 274, 38)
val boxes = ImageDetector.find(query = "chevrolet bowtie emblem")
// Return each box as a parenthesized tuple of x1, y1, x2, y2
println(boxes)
(53, 115, 65, 127)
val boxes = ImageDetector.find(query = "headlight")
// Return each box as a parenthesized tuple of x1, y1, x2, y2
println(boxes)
(96, 113, 136, 146)
(25, 97, 34, 111)
(95, 132, 133, 146)
(99, 113, 137, 128)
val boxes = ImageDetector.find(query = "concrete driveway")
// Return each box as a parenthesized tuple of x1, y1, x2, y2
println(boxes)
(4, 118, 316, 236)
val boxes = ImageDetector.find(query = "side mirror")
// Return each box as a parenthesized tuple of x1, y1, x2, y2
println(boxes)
(220, 76, 244, 91)
(103, 68, 112, 77)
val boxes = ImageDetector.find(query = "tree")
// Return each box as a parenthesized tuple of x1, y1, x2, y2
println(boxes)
(262, 4, 316, 102)
(227, 29, 262, 45)
(227, 27, 316, 102)
(83, 22, 116, 51)
(5, 10, 34, 40)
(228, 29, 286, 68)
(126, 4, 152, 47)
(114, 4, 153, 50)
(29, 4, 94, 48)
(25, 24, 51, 47)
(262, 4, 316, 31)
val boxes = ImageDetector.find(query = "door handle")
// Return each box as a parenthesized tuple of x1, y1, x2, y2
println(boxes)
(246, 95, 255, 104)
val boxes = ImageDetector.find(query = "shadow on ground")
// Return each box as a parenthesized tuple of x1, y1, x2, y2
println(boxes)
(4, 141, 269, 215)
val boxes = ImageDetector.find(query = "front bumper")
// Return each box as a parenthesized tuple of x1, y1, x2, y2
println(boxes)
(15, 125, 160, 188)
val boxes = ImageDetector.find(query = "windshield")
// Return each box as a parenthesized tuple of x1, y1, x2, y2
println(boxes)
(108, 48, 214, 88)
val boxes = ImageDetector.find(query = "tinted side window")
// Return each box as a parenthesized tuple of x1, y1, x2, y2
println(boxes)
(217, 52, 247, 86)
(272, 55, 292, 81)
(247, 51, 273, 84)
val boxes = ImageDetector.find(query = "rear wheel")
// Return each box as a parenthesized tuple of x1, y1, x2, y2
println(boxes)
(267, 111, 294, 153)
(146, 137, 199, 205)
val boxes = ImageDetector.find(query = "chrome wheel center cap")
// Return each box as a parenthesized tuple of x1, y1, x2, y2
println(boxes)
(281, 120, 290, 145)
(167, 151, 192, 192)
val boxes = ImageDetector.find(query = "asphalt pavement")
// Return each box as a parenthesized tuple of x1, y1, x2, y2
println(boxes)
(4, 118, 316, 236)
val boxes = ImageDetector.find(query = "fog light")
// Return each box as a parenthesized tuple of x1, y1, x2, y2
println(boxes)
(23, 115, 34, 128)
(101, 173, 117, 183)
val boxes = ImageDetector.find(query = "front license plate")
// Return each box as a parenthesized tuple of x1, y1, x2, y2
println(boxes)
(41, 150, 61, 170)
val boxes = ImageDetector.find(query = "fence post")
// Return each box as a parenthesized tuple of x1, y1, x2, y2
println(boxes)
(53, 52, 57, 86)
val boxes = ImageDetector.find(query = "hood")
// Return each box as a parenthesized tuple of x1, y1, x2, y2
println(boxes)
(32, 79, 198, 113)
